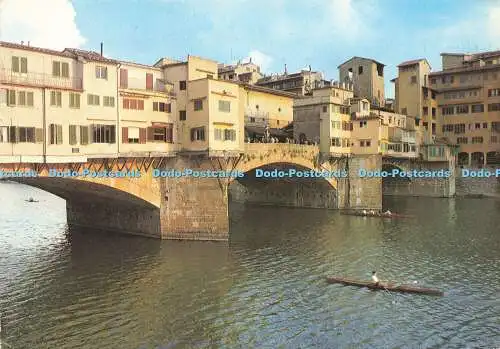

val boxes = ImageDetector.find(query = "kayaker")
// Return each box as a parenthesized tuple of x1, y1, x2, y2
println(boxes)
(371, 271, 379, 285)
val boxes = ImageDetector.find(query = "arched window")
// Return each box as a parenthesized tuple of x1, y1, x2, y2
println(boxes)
(471, 152, 484, 167)
(457, 152, 469, 166)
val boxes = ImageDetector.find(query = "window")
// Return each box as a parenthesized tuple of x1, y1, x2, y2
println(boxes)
(331, 121, 341, 129)
(179, 81, 187, 90)
(49, 124, 63, 144)
(146, 125, 173, 143)
(331, 138, 341, 147)
(488, 103, 500, 111)
(430, 78, 436, 85)
(179, 110, 186, 121)
(119, 69, 128, 88)
(472, 136, 483, 144)
(218, 100, 231, 112)
(91, 124, 116, 143)
(12, 56, 28, 73)
(411, 76, 417, 84)
(190, 127, 205, 141)
(457, 137, 468, 144)
(79, 126, 89, 145)
(491, 136, 498, 143)
(358, 66, 363, 74)
(69, 125, 78, 145)
(69, 93, 80, 108)
(103, 96, 115, 107)
(359, 121, 367, 128)
(456, 105, 469, 114)
(96, 66, 108, 79)
(123, 98, 144, 110)
(454, 124, 465, 134)
(146, 73, 153, 90)
(475, 123, 481, 129)
(488, 89, 500, 97)
(322, 105, 328, 113)
(50, 91, 62, 107)
(14, 91, 34, 107)
(194, 99, 203, 111)
(214, 128, 236, 141)
(52, 61, 69, 78)
(87, 94, 100, 106)
(128, 127, 140, 143)
(423, 89, 428, 98)
(492, 121, 500, 131)
(207, 74, 213, 79)
(423, 107, 428, 116)
(471, 104, 484, 113)
(153, 102, 172, 112)
(402, 107, 407, 115)
(17, 127, 35, 143)
(483, 122, 488, 129)
(0, 127, 8, 143)
(442, 106, 454, 115)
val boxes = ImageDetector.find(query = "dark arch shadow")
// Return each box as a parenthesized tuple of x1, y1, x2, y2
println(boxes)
(381, 163, 411, 182)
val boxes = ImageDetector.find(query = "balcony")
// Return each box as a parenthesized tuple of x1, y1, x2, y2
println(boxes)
(388, 128, 402, 142)
(120, 77, 175, 97)
(0, 68, 82, 90)
(245, 109, 270, 120)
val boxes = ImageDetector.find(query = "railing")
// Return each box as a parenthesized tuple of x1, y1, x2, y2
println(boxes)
(388, 128, 402, 142)
(0, 68, 82, 90)
(245, 109, 270, 120)
(122, 76, 175, 96)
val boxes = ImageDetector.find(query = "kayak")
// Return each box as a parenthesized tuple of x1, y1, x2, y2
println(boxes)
(326, 276, 444, 296)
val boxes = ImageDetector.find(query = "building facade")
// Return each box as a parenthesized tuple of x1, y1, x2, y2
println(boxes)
(429, 51, 500, 166)
(256, 69, 327, 96)
(392, 58, 438, 145)
(218, 60, 263, 84)
(338, 56, 385, 107)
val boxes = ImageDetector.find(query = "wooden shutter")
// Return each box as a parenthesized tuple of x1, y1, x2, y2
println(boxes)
(147, 127, 154, 141)
(120, 69, 128, 88)
(62, 63, 69, 77)
(27, 92, 34, 107)
(166, 103, 171, 113)
(146, 73, 153, 90)
(138, 100, 144, 110)
(122, 127, 128, 143)
(69, 125, 77, 145)
(9, 126, 17, 143)
(139, 128, 146, 144)
(56, 125, 63, 144)
(166, 125, 173, 143)
(80, 125, 89, 145)
(109, 125, 116, 144)
(12, 57, 20, 72)
(20, 57, 28, 73)
(123, 98, 128, 109)
(35, 128, 43, 143)
(52, 61, 60, 76)
(190, 128, 195, 141)
(153, 102, 158, 111)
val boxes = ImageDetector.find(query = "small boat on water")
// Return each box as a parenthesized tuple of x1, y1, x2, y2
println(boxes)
(326, 276, 444, 296)
(340, 210, 413, 218)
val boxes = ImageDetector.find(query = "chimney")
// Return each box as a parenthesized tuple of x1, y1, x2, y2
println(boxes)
(309, 65, 312, 72)
(100, 42, 103, 56)
(249, 57, 252, 63)
(27, 41, 30, 46)
(21, 41, 24, 45)
(284, 64, 287, 75)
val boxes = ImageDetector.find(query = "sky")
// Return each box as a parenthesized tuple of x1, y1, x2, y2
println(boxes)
(1, 0, 500, 98)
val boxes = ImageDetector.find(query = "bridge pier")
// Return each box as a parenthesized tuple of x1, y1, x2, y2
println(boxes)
(158, 156, 230, 241)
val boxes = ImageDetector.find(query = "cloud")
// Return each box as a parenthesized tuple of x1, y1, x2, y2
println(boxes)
(0, 0, 86, 50)
(245, 50, 273, 73)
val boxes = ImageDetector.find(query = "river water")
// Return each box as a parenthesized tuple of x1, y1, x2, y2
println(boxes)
(0, 181, 499, 349)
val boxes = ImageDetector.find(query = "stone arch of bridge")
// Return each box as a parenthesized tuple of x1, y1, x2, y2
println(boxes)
(381, 163, 412, 181)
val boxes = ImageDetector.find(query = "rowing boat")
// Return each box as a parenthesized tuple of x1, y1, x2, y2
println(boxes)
(326, 276, 444, 296)
(340, 211, 413, 218)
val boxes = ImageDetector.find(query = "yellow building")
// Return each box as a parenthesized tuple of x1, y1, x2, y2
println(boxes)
(338, 56, 385, 107)
(429, 50, 500, 166)
(391, 58, 438, 145)
(242, 84, 294, 129)
(218, 59, 263, 84)
(293, 83, 354, 155)
(117, 60, 177, 155)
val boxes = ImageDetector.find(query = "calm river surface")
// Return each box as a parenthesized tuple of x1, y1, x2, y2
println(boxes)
(0, 181, 499, 349)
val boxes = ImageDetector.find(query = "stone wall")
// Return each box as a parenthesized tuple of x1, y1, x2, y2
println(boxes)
(229, 178, 337, 209)
(159, 156, 230, 241)
(337, 155, 382, 210)
(382, 160, 456, 198)
(455, 167, 500, 198)
(67, 199, 161, 238)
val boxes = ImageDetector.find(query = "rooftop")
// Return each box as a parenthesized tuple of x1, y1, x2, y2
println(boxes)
(0, 40, 72, 59)
(63, 48, 119, 64)
(338, 56, 385, 68)
(397, 58, 430, 68)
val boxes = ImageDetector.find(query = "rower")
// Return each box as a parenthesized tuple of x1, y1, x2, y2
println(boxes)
(371, 271, 379, 285)
(362, 209, 367, 215)
(385, 210, 392, 216)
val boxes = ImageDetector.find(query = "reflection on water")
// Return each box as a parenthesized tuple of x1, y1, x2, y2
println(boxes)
(0, 182, 499, 349)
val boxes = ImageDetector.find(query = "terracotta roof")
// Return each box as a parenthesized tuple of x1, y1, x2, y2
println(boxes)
(118, 59, 161, 70)
(63, 48, 119, 64)
(241, 83, 297, 98)
(0, 41, 73, 58)
(338, 56, 385, 68)
(429, 64, 500, 76)
(397, 58, 430, 68)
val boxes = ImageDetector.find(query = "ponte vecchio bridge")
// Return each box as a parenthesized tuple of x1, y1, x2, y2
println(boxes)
(0, 143, 455, 240)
